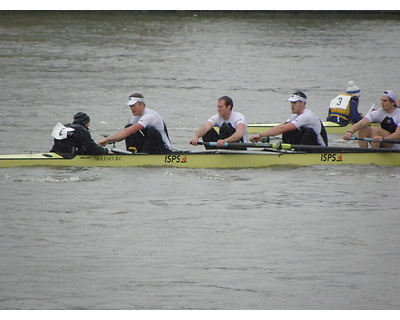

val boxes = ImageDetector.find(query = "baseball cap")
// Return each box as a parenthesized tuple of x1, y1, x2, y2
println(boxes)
(383, 90, 397, 102)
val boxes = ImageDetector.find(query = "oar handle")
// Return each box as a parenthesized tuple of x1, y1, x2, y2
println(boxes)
(350, 137, 400, 144)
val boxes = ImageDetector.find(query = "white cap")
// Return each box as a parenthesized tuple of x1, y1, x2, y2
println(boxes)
(346, 81, 361, 95)
(287, 93, 307, 102)
(383, 90, 398, 103)
(127, 96, 145, 106)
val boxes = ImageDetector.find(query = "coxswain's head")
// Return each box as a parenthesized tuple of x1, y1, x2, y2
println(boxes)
(73, 112, 90, 127)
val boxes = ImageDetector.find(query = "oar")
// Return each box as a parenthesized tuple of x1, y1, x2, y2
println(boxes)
(350, 137, 400, 144)
(198, 141, 399, 153)
(365, 103, 376, 117)
(199, 141, 337, 151)
(198, 141, 281, 149)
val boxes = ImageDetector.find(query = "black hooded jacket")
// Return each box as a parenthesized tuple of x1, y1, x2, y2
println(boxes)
(50, 123, 108, 158)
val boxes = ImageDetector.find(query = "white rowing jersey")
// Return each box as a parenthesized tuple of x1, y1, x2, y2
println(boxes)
(366, 107, 400, 124)
(207, 111, 248, 142)
(366, 108, 400, 149)
(286, 109, 325, 146)
(129, 108, 171, 149)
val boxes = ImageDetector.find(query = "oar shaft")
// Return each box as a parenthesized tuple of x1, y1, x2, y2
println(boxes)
(350, 137, 400, 144)
(198, 141, 399, 153)
(198, 141, 280, 149)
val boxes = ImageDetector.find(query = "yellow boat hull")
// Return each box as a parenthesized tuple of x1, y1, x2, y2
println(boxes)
(1, 150, 400, 168)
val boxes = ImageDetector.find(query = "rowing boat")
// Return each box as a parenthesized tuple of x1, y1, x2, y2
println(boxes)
(247, 121, 379, 135)
(2, 143, 400, 168)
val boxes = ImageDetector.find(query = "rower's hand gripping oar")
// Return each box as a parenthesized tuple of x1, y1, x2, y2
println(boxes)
(100, 134, 116, 148)
(350, 137, 400, 144)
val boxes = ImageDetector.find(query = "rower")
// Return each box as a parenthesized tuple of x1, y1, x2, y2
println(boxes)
(189, 96, 248, 149)
(250, 91, 328, 146)
(98, 93, 172, 154)
(326, 80, 363, 126)
(344, 90, 400, 149)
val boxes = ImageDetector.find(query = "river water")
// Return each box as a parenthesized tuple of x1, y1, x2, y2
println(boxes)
(1, 11, 400, 310)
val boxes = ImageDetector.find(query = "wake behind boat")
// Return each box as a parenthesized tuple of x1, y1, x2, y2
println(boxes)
(2, 143, 400, 168)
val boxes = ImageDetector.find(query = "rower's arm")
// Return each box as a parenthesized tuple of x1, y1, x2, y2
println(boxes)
(343, 118, 371, 140)
(260, 123, 295, 138)
(190, 121, 214, 145)
(99, 123, 145, 146)
(224, 123, 246, 142)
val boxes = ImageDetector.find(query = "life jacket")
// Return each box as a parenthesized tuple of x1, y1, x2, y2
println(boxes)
(327, 94, 355, 120)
